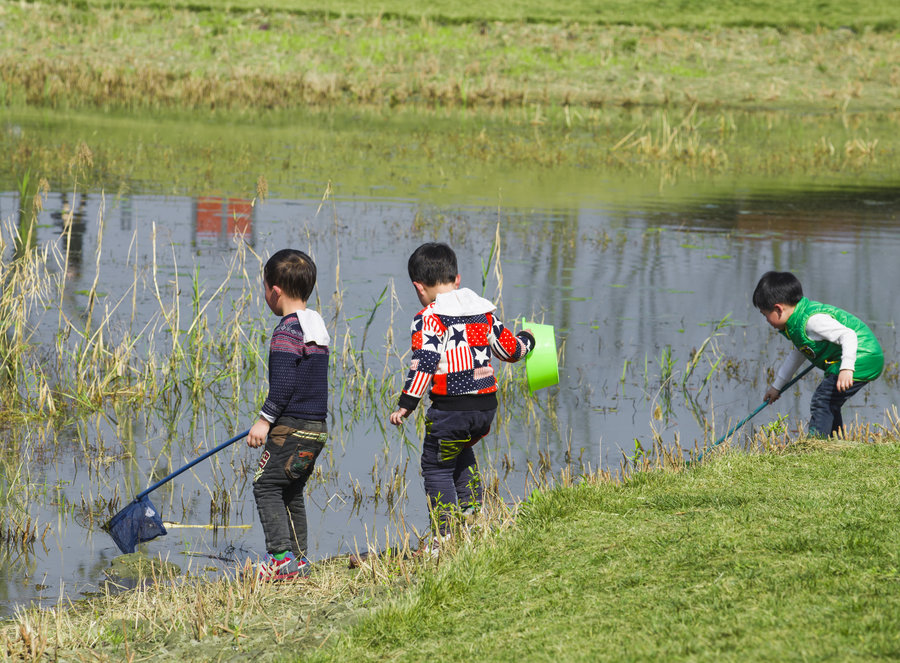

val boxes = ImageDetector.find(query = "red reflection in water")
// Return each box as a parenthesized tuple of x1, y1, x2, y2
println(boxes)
(195, 197, 253, 241)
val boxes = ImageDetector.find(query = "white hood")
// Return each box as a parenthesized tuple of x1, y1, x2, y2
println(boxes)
(431, 287, 496, 316)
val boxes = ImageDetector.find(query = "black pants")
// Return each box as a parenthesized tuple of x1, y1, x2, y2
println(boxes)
(252, 419, 326, 556)
(809, 373, 869, 437)
(421, 408, 495, 535)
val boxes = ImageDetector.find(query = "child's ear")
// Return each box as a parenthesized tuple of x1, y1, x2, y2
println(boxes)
(413, 281, 427, 297)
(454, 274, 461, 287)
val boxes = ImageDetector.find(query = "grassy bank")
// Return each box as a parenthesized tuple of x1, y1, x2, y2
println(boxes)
(2, 3, 899, 114)
(4, 427, 900, 660)
(315, 430, 900, 662)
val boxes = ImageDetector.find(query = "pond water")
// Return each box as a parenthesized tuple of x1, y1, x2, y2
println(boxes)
(1, 117, 899, 616)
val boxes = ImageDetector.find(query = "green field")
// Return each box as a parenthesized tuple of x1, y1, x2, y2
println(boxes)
(31, 0, 900, 30)
(5, 105, 898, 204)
(2, 2, 899, 114)
(3, 0, 899, 194)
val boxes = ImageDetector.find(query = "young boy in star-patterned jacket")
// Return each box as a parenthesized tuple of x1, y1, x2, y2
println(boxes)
(389, 242, 534, 540)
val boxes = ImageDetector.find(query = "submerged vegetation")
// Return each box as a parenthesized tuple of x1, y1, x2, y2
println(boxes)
(0, 199, 260, 422)
(4, 107, 899, 203)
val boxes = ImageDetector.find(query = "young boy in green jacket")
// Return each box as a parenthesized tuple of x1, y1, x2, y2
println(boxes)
(753, 271, 884, 438)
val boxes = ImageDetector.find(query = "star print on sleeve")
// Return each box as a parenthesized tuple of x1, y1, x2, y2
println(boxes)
(399, 308, 531, 407)
(398, 309, 448, 411)
(489, 314, 531, 362)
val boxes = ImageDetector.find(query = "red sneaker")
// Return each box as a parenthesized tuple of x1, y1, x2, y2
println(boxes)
(255, 552, 311, 581)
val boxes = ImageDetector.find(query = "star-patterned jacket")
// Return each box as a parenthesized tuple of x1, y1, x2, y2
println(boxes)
(397, 287, 535, 412)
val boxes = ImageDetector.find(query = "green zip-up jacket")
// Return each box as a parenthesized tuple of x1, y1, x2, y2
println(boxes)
(781, 297, 884, 382)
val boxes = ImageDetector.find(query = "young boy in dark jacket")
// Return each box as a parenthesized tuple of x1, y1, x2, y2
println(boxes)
(247, 249, 330, 581)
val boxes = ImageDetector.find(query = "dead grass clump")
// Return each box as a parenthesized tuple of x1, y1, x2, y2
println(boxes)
(0, 486, 521, 659)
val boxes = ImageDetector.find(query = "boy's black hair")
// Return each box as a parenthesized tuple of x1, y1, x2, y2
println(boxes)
(407, 242, 458, 286)
(752, 271, 803, 311)
(264, 249, 316, 301)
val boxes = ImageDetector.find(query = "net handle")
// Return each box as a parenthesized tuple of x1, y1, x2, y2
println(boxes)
(136, 429, 250, 500)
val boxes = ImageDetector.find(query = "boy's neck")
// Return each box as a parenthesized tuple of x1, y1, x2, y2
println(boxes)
(431, 282, 458, 296)
(416, 276, 460, 306)
(279, 296, 307, 316)
(427, 282, 458, 302)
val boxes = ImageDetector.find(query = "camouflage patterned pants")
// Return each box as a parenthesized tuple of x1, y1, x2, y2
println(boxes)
(253, 419, 326, 556)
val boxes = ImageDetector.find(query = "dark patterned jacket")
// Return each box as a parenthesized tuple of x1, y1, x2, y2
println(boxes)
(261, 311, 329, 423)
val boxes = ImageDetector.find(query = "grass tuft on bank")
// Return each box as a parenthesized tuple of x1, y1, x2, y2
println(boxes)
(313, 434, 900, 662)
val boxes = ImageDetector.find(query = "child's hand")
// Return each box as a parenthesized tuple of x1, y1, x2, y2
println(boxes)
(836, 369, 854, 392)
(389, 408, 410, 426)
(763, 386, 781, 403)
(519, 328, 535, 354)
(247, 418, 270, 448)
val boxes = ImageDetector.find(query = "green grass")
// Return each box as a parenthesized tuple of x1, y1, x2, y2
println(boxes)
(34, 0, 900, 30)
(314, 440, 900, 662)
(3, 0, 899, 195)
(2, 4, 900, 114)
(4, 435, 900, 660)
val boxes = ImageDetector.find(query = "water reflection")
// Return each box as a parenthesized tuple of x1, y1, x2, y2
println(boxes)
(0, 184, 898, 616)
(38, 192, 257, 261)
(193, 196, 256, 248)
(49, 192, 88, 280)
(641, 185, 900, 239)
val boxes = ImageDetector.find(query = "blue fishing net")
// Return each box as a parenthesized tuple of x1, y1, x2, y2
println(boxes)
(105, 495, 168, 554)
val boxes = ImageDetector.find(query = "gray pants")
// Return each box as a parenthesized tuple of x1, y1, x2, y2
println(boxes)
(252, 419, 326, 556)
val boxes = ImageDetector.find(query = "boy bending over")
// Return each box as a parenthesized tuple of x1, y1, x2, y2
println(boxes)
(753, 271, 883, 438)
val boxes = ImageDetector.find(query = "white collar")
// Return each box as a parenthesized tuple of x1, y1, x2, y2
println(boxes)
(431, 287, 496, 316)
(285, 308, 330, 346)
